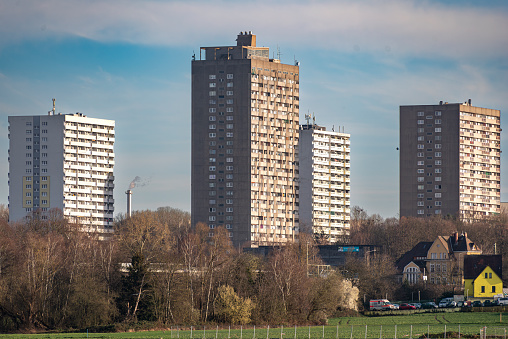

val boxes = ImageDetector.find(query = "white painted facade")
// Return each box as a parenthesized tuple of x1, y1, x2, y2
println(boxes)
(8, 112, 115, 232)
(299, 124, 351, 242)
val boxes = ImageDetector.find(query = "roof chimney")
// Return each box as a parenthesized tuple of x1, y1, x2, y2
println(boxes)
(236, 31, 256, 47)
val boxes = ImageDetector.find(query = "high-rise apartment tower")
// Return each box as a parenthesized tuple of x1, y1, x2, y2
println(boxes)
(8, 105, 115, 232)
(191, 32, 300, 247)
(400, 100, 500, 220)
(299, 123, 351, 242)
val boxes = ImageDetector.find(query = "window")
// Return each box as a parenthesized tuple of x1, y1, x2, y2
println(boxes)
(418, 128, 424, 133)
(227, 82, 233, 87)
(226, 199, 233, 204)
(26, 192, 31, 197)
(417, 193, 424, 198)
(226, 166, 233, 170)
(417, 144, 424, 149)
(41, 169, 47, 173)
(42, 153, 47, 157)
(435, 177, 441, 181)
(431, 253, 437, 259)
(209, 116, 216, 121)
(418, 177, 424, 182)
(226, 157, 233, 162)
(435, 160, 442, 165)
(41, 192, 47, 197)
(226, 132, 233, 137)
(209, 75, 216, 79)
(435, 193, 441, 198)
(42, 121, 47, 126)
(435, 119, 441, 124)
(26, 145, 32, 150)
(209, 191, 216, 196)
(226, 99, 233, 105)
(435, 111, 441, 116)
(417, 112, 424, 116)
(435, 185, 441, 189)
(226, 91, 233, 96)
(492, 286, 496, 293)
(209, 133, 216, 138)
(41, 200, 47, 204)
(226, 182, 233, 187)
(481, 286, 485, 293)
(25, 200, 31, 205)
(209, 108, 216, 113)
(435, 168, 442, 173)
(227, 74, 233, 79)
(435, 128, 441, 133)
(226, 124, 233, 129)
(209, 124, 216, 129)
(42, 137, 47, 142)
(430, 264, 435, 272)
(418, 185, 424, 190)
(417, 120, 424, 125)
(435, 201, 442, 206)
(426, 115, 433, 120)
(41, 184, 47, 189)
(209, 82, 216, 88)
(209, 91, 216, 96)
(442, 264, 447, 272)
(209, 216, 216, 221)
(435, 152, 441, 157)
(226, 216, 233, 221)
(26, 130, 32, 134)
(26, 169, 31, 174)
(417, 152, 424, 157)
(489, 272, 492, 279)
(226, 207, 233, 212)
(209, 199, 216, 204)
(42, 130, 47, 134)
(417, 161, 424, 166)
(417, 209, 424, 214)
(417, 201, 424, 206)
(209, 166, 216, 171)
(226, 107, 233, 113)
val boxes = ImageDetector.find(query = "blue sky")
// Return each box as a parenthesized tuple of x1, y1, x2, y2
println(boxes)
(1, 0, 507, 218)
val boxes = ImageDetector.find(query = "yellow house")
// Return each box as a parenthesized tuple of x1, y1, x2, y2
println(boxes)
(464, 255, 503, 299)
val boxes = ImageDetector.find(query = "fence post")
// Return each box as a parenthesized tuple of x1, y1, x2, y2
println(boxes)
(267, 325, 269, 339)
(410, 325, 412, 339)
(379, 325, 382, 339)
(365, 325, 368, 339)
(216, 325, 218, 339)
(350, 325, 353, 339)
(204, 326, 206, 339)
(444, 324, 446, 339)
(191, 326, 193, 339)
(395, 324, 397, 339)
(281, 325, 283, 339)
(241, 326, 243, 339)
(427, 325, 429, 339)
(295, 325, 297, 339)
(459, 324, 460, 339)
(254, 325, 256, 339)
(337, 324, 339, 339)
(309, 325, 311, 339)
(229, 325, 231, 339)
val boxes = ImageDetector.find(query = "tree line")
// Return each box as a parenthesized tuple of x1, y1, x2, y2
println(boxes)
(0, 207, 356, 332)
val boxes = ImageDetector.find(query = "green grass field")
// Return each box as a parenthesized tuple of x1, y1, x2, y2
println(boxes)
(1, 312, 507, 338)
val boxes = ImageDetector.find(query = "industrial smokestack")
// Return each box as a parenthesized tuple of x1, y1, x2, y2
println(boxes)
(126, 189, 132, 218)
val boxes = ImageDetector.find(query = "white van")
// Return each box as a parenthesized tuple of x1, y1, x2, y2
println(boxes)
(370, 299, 396, 311)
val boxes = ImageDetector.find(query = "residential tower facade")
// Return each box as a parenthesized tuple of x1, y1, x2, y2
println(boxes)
(8, 107, 115, 232)
(400, 101, 500, 220)
(299, 123, 351, 242)
(191, 32, 300, 247)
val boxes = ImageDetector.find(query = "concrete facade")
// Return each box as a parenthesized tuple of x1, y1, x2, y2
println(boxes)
(8, 110, 115, 232)
(191, 32, 300, 247)
(400, 101, 500, 220)
(299, 124, 351, 242)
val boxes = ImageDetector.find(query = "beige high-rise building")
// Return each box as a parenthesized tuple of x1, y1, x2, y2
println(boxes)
(191, 32, 300, 247)
(299, 123, 351, 243)
(400, 100, 500, 220)
(8, 106, 115, 232)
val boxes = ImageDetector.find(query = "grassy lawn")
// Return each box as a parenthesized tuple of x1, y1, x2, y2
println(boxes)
(1, 312, 507, 338)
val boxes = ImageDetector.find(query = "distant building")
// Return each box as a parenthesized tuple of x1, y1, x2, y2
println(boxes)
(464, 255, 503, 298)
(400, 100, 500, 220)
(299, 122, 351, 242)
(191, 32, 300, 247)
(8, 103, 115, 233)
(396, 232, 482, 285)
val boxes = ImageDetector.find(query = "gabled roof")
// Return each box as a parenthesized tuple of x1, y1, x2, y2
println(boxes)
(396, 241, 433, 272)
(464, 255, 502, 280)
(449, 233, 481, 253)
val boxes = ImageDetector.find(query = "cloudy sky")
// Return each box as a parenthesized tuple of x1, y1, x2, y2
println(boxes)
(1, 0, 507, 218)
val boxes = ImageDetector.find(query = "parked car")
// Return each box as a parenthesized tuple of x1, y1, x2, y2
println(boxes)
(446, 301, 457, 308)
(411, 303, 422, 309)
(472, 300, 484, 307)
(400, 303, 417, 310)
(483, 300, 496, 307)
(391, 303, 400, 310)
(422, 302, 438, 309)
(497, 297, 508, 306)
(457, 300, 472, 308)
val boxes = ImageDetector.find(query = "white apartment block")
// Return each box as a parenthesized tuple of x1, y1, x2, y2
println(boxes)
(299, 123, 351, 242)
(8, 109, 115, 232)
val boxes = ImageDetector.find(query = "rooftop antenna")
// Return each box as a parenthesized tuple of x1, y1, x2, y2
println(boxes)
(277, 45, 281, 60)
(305, 114, 311, 125)
(332, 125, 335, 132)
(312, 113, 316, 125)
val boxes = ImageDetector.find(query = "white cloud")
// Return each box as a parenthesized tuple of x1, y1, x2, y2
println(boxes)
(1, 0, 507, 59)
